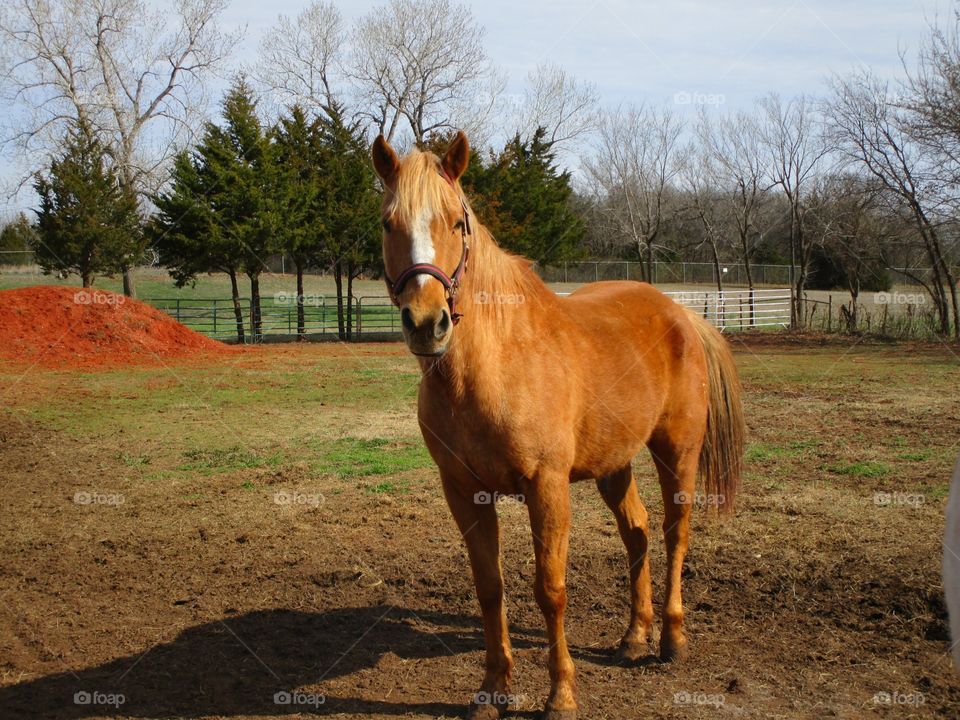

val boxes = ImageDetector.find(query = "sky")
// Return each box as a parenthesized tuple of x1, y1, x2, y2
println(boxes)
(0, 0, 953, 218)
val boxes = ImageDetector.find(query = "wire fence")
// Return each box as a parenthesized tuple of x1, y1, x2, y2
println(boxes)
(3, 250, 953, 290)
(538, 261, 796, 286)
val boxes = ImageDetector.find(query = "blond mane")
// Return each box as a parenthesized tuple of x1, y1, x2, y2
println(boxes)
(384, 150, 457, 226)
(384, 148, 546, 318)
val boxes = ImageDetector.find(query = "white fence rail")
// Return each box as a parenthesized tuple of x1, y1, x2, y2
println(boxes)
(664, 288, 791, 330)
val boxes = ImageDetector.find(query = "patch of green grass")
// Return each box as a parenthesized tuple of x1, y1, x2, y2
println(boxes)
(179, 446, 283, 474)
(897, 450, 933, 461)
(366, 479, 410, 495)
(314, 437, 433, 478)
(746, 440, 820, 463)
(826, 460, 892, 478)
(930, 483, 951, 501)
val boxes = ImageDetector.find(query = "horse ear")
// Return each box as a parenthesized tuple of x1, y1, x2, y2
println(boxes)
(441, 131, 470, 182)
(372, 135, 400, 187)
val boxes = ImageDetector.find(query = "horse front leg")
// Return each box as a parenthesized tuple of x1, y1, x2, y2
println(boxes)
(526, 474, 577, 720)
(441, 476, 513, 720)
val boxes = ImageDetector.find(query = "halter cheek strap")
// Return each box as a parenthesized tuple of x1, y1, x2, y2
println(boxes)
(383, 171, 472, 325)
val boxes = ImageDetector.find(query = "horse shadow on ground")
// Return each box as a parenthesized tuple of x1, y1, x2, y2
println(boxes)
(0, 605, 649, 719)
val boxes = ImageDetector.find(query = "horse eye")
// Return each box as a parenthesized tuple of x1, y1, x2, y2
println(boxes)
(382, 219, 392, 233)
(453, 219, 464, 231)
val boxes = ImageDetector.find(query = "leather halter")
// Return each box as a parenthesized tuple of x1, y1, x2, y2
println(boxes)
(383, 170, 471, 324)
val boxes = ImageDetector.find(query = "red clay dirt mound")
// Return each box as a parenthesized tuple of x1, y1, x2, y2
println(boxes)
(0, 285, 237, 369)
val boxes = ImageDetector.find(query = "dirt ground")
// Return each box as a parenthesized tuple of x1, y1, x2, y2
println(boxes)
(1, 335, 959, 719)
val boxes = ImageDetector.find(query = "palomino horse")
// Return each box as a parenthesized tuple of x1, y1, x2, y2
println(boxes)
(372, 132, 745, 720)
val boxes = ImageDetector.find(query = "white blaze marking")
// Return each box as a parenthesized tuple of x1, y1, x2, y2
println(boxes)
(410, 206, 436, 287)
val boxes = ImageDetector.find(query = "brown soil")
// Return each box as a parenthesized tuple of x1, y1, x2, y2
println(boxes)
(0, 340, 958, 719)
(0, 286, 236, 369)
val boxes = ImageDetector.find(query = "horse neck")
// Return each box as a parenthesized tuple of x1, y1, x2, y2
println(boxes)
(423, 224, 555, 395)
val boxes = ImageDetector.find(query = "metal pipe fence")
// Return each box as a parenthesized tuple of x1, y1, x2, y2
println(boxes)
(150, 295, 402, 342)
(151, 289, 791, 342)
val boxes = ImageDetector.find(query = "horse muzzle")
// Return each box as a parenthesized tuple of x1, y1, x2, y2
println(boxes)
(401, 304, 452, 356)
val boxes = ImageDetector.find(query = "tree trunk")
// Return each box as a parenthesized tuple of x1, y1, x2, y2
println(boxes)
(296, 261, 305, 340)
(334, 261, 345, 340)
(81, 271, 93, 288)
(249, 273, 262, 343)
(709, 241, 723, 294)
(788, 210, 799, 328)
(122, 267, 135, 297)
(646, 242, 654, 285)
(741, 237, 755, 327)
(229, 270, 245, 343)
(346, 262, 355, 341)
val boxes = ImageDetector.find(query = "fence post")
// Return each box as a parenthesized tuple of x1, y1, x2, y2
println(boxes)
(213, 300, 217, 336)
(828, 295, 832, 332)
(357, 297, 363, 336)
(175, 298, 181, 324)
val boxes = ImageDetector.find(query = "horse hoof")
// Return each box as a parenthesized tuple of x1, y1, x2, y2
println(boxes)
(541, 709, 578, 720)
(616, 639, 647, 663)
(659, 634, 689, 662)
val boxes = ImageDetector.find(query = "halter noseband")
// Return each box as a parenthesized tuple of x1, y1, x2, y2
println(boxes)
(383, 170, 472, 325)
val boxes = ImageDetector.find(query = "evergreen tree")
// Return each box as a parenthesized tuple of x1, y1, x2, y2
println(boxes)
(150, 147, 248, 342)
(461, 128, 585, 265)
(151, 77, 279, 342)
(34, 122, 142, 288)
(317, 102, 381, 340)
(273, 105, 327, 338)
(0, 213, 39, 265)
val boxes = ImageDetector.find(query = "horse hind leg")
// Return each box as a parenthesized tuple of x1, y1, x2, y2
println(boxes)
(648, 433, 699, 662)
(595, 465, 655, 662)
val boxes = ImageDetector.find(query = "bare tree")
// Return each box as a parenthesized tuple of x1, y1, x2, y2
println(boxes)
(758, 93, 829, 326)
(348, 0, 496, 144)
(679, 135, 727, 293)
(0, 0, 239, 295)
(699, 109, 772, 295)
(515, 62, 599, 152)
(255, 1, 344, 115)
(905, 9, 960, 173)
(584, 104, 684, 282)
(827, 70, 959, 337)
(806, 172, 891, 331)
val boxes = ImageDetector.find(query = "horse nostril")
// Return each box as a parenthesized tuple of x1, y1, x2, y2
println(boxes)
(401, 307, 415, 332)
(434, 309, 451, 339)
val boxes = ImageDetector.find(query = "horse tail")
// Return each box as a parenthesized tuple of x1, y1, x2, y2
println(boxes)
(688, 311, 745, 514)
